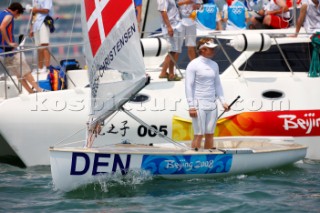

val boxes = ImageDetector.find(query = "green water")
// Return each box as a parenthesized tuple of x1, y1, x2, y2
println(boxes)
(0, 162, 319, 212)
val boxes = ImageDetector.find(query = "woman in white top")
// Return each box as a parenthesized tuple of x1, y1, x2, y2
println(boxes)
(185, 38, 229, 150)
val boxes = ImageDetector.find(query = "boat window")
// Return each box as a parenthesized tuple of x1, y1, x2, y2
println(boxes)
(239, 43, 311, 72)
(130, 94, 149, 103)
(177, 39, 241, 74)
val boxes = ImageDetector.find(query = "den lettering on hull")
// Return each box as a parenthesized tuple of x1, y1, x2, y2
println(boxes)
(70, 152, 131, 176)
(69, 152, 233, 176)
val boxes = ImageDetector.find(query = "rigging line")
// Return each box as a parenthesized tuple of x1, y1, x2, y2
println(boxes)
(66, 4, 79, 61)
(102, 110, 120, 127)
(121, 107, 191, 151)
(214, 35, 240, 77)
(24, 11, 33, 40)
(141, 0, 150, 38)
(273, 38, 294, 75)
(54, 126, 87, 147)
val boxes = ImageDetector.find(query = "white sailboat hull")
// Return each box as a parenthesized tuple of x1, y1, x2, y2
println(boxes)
(49, 137, 307, 191)
(1, 31, 320, 167)
(1, 69, 320, 167)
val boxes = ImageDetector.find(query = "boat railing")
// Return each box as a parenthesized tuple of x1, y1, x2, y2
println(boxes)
(173, 30, 312, 76)
(0, 42, 84, 100)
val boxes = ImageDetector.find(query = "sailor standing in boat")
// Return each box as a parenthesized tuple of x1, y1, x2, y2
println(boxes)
(185, 38, 229, 150)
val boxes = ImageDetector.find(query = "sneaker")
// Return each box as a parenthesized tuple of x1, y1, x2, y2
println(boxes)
(32, 67, 47, 74)
(39, 67, 47, 73)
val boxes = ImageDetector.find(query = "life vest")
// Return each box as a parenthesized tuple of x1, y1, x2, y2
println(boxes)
(47, 65, 67, 90)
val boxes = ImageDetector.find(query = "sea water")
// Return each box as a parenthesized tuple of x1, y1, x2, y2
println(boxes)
(0, 162, 319, 212)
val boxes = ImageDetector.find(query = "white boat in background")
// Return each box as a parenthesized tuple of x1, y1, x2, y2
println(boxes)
(1, 1, 320, 168)
(49, 0, 307, 192)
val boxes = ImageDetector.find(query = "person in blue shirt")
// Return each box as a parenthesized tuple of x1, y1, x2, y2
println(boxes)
(134, 0, 142, 32)
(0, 2, 43, 93)
(196, 1, 223, 30)
(222, 0, 249, 30)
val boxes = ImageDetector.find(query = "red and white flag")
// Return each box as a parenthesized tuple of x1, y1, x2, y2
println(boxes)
(84, 0, 132, 56)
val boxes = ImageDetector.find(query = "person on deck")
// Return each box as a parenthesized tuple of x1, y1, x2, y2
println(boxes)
(134, 0, 143, 32)
(29, 0, 54, 73)
(157, 0, 183, 81)
(222, 0, 250, 30)
(0, 2, 43, 93)
(195, 0, 223, 30)
(185, 38, 229, 150)
(177, 0, 203, 61)
(293, 0, 320, 36)
(249, 0, 290, 29)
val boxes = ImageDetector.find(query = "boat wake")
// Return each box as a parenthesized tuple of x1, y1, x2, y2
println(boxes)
(59, 169, 154, 193)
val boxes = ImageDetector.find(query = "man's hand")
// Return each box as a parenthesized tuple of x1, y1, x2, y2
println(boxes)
(223, 103, 230, 112)
(167, 26, 174, 37)
(8, 42, 18, 48)
(29, 30, 34, 38)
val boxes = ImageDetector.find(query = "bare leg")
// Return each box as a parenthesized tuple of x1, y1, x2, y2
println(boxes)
(38, 48, 44, 69)
(204, 134, 214, 149)
(159, 54, 170, 77)
(24, 73, 42, 92)
(168, 52, 179, 79)
(38, 44, 50, 69)
(192, 135, 203, 149)
(187, 46, 196, 61)
(43, 45, 50, 67)
(20, 78, 34, 93)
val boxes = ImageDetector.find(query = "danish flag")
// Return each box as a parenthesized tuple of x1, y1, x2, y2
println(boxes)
(84, 0, 132, 56)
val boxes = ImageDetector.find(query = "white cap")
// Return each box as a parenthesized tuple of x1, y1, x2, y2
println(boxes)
(198, 39, 218, 50)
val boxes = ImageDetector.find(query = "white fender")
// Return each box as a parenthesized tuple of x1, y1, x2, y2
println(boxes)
(228, 33, 271, 52)
(140, 38, 170, 57)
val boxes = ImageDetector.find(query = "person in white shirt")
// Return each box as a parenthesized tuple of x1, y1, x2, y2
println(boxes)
(177, 0, 202, 61)
(157, 0, 183, 81)
(294, 0, 320, 36)
(29, 0, 54, 73)
(185, 38, 229, 150)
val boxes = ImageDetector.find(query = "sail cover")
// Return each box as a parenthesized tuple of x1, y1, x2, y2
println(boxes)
(81, 0, 146, 130)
